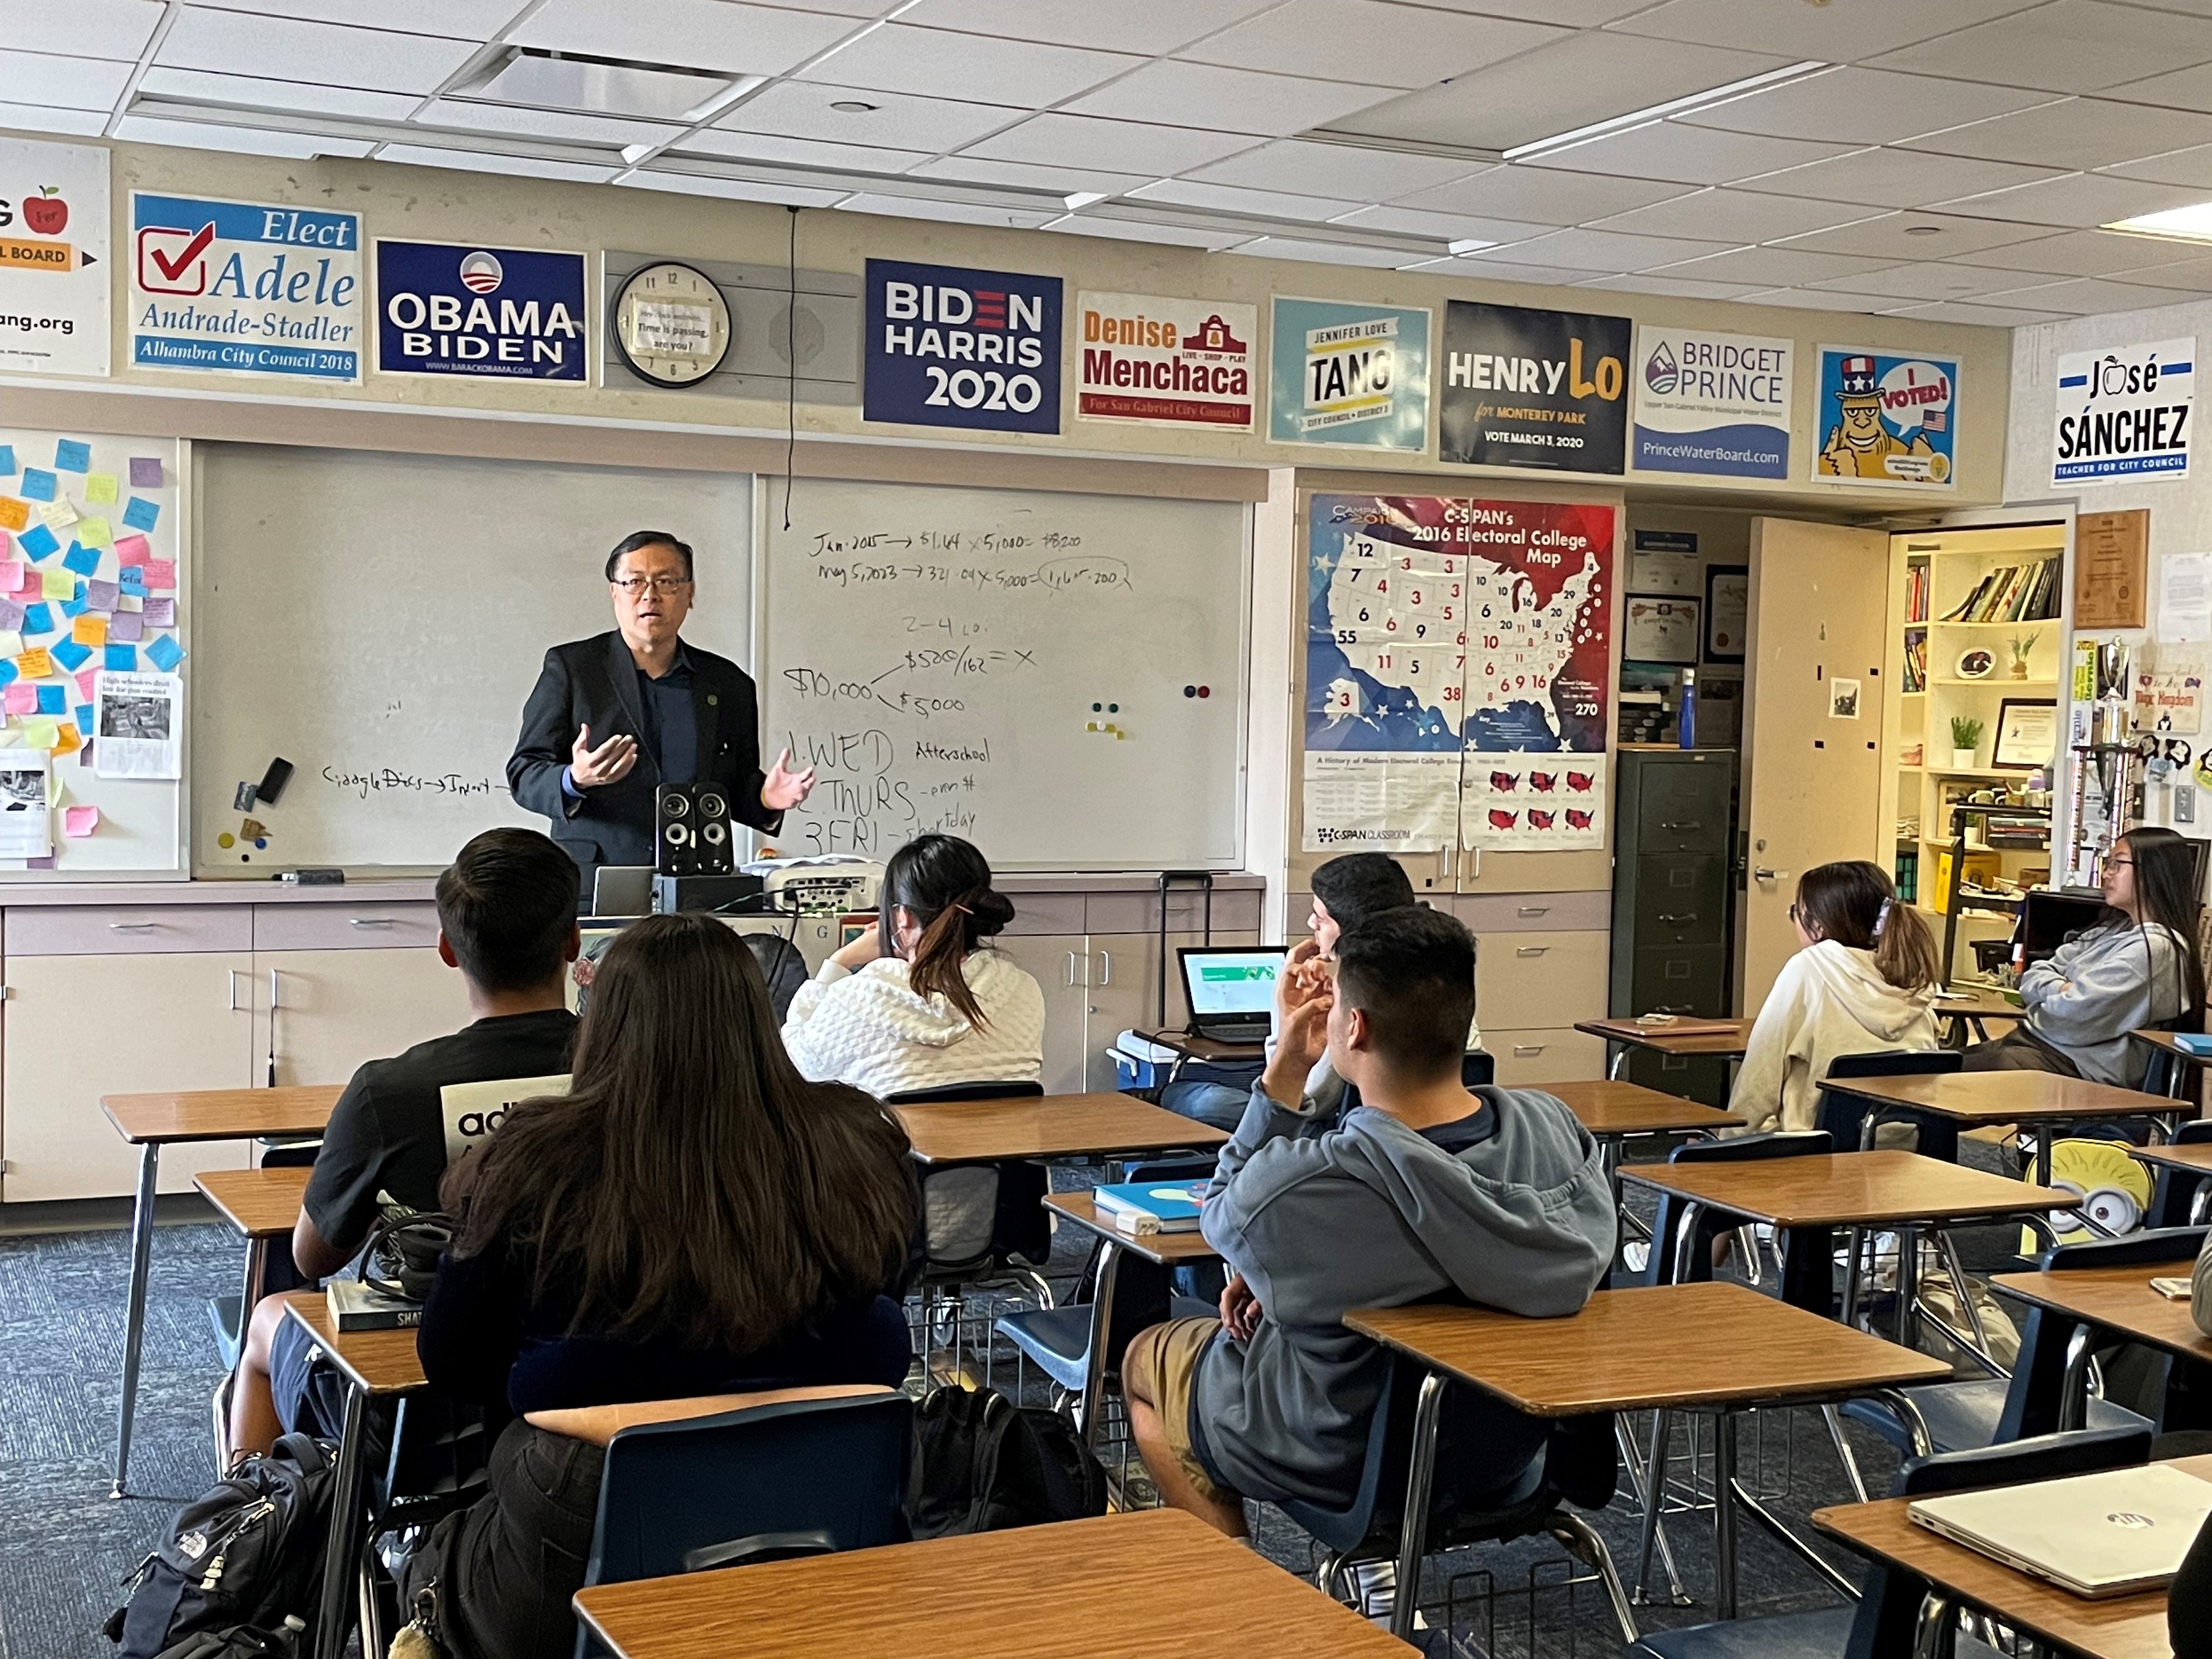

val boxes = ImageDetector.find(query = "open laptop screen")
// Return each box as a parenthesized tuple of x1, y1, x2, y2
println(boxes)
(1180, 947, 1286, 1019)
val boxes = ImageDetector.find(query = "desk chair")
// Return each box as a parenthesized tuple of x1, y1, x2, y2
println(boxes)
(1278, 1354, 1632, 1645)
(2151, 1122, 2212, 1227)
(1624, 1423, 2153, 1659)
(1814, 1049, 1965, 1161)
(574, 1391, 914, 1659)
(356, 1393, 494, 1656)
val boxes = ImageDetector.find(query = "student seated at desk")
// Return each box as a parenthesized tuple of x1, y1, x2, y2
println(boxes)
(403, 913, 917, 1659)
(1963, 827, 2205, 1084)
(1124, 907, 1613, 1538)
(225, 828, 582, 1460)
(1159, 852, 1482, 1132)
(1731, 861, 1942, 1136)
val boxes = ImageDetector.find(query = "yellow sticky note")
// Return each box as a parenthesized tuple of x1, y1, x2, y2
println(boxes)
(77, 516, 110, 549)
(21, 719, 58, 751)
(0, 499, 24, 533)
(42, 569, 72, 601)
(15, 650, 51, 680)
(53, 723, 80, 758)
(72, 614, 105, 646)
(84, 474, 116, 504)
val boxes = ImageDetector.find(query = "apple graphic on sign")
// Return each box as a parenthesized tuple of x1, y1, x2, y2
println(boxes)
(22, 187, 66, 236)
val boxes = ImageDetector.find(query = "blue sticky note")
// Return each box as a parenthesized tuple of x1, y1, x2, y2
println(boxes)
(35, 685, 62, 715)
(74, 704, 93, 735)
(122, 496, 160, 533)
(0, 662, 17, 689)
(145, 634, 182, 672)
(19, 469, 55, 503)
(16, 524, 57, 561)
(54, 439, 91, 474)
(0, 447, 14, 475)
(119, 569, 146, 595)
(51, 641, 88, 672)
(59, 596, 84, 619)
(63, 542, 99, 577)
(21, 603, 53, 636)
(104, 644, 137, 672)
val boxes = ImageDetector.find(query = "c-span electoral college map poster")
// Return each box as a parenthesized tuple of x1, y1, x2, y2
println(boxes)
(1304, 494, 1615, 853)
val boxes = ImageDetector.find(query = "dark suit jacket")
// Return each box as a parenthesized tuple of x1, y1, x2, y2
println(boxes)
(507, 631, 780, 872)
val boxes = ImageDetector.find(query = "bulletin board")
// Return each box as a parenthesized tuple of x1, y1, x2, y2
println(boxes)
(0, 427, 185, 878)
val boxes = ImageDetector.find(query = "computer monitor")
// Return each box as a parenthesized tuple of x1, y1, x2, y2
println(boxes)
(590, 865, 654, 918)
(1177, 946, 1286, 1041)
(2016, 890, 2108, 963)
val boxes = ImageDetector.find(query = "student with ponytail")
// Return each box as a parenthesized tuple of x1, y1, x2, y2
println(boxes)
(1731, 860, 1944, 1134)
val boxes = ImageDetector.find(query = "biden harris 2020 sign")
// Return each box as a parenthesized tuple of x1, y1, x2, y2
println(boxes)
(375, 241, 586, 381)
(864, 258, 1062, 434)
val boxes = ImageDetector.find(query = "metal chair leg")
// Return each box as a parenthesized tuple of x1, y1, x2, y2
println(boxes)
(1615, 1413, 1690, 1606)
(1548, 1510, 1640, 1643)
(1821, 1404, 1870, 1504)
(1633, 1408, 1673, 1604)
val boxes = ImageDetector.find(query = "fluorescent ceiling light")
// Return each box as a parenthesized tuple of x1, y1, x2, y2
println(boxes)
(2107, 200, 2212, 245)
(1502, 61, 1830, 161)
(461, 49, 760, 124)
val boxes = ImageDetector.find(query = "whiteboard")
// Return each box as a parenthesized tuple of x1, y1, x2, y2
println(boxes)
(195, 447, 751, 871)
(759, 479, 1248, 870)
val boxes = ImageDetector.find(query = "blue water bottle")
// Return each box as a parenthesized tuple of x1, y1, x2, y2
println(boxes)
(1677, 667, 1697, 749)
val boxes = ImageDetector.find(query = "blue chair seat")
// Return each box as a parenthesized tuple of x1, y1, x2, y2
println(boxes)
(1630, 1606, 2003, 1659)
(995, 1296, 1212, 1395)
(1842, 1380, 2150, 1455)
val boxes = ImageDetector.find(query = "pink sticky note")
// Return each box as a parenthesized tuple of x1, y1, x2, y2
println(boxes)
(4, 684, 37, 715)
(114, 534, 150, 564)
(73, 668, 97, 702)
(63, 805, 98, 838)
(144, 558, 176, 591)
(0, 561, 25, 592)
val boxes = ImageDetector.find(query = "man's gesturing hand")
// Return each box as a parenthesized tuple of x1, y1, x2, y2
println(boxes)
(569, 723, 639, 789)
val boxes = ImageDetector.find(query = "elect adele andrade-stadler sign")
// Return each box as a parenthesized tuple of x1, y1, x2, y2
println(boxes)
(131, 193, 362, 383)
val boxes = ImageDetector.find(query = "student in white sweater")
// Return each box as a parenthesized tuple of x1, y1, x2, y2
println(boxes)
(1731, 861, 1943, 1135)
(782, 833, 1044, 1262)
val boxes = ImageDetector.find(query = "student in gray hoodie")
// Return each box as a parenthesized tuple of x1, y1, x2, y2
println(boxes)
(1123, 906, 1616, 1537)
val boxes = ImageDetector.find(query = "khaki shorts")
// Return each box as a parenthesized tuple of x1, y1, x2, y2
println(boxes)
(1126, 1316, 1237, 1506)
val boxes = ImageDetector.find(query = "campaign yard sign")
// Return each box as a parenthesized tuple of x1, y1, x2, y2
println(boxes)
(1440, 301, 1631, 475)
(2052, 338, 2192, 486)
(375, 241, 587, 381)
(130, 193, 361, 383)
(864, 258, 1062, 433)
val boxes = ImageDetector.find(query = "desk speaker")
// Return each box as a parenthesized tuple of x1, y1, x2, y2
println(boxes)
(654, 782, 735, 877)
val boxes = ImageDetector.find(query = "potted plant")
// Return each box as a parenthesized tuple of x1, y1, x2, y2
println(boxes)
(1950, 715, 1984, 770)
(2008, 631, 2039, 680)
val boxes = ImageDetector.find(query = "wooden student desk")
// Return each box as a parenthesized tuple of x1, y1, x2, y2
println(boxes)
(1931, 991, 2028, 1044)
(1131, 1025, 1265, 1067)
(1543, 1079, 1744, 1143)
(281, 1292, 430, 1659)
(1813, 1070, 2183, 1187)
(2131, 1139, 2212, 1225)
(1814, 1452, 2212, 1659)
(888, 1092, 1226, 1165)
(1575, 1017, 1753, 1082)
(1991, 1263, 2212, 1432)
(2132, 1028, 2212, 1099)
(1346, 1281, 1950, 1630)
(195, 1165, 313, 1353)
(573, 1508, 1410, 1659)
(100, 1084, 342, 1498)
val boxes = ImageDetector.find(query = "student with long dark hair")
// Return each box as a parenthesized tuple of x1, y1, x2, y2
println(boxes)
(1732, 861, 1943, 1133)
(1965, 826, 2205, 1082)
(403, 913, 917, 1659)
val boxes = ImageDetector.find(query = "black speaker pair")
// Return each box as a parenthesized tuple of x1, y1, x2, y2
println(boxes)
(655, 781, 733, 876)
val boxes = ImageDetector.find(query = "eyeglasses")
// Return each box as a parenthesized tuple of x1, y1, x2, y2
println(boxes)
(611, 577, 692, 597)
(2107, 858, 2134, 872)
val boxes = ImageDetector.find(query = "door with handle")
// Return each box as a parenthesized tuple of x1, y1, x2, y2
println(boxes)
(1740, 517, 1893, 1014)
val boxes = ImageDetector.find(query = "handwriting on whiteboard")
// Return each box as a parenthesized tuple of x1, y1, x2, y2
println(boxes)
(777, 723, 992, 855)
(323, 765, 501, 802)
(807, 551, 1132, 593)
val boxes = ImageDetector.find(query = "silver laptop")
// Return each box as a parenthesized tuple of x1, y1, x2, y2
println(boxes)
(590, 865, 654, 918)
(1178, 946, 1286, 1043)
(1909, 1463, 2212, 1599)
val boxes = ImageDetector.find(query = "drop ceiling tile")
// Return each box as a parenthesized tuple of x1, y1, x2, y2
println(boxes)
(135, 67, 425, 122)
(2103, 60, 2212, 113)
(2102, 144, 2212, 188)
(0, 49, 134, 111)
(1737, 146, 2066, 210)
(673, 128, 931, 174)
(12, 0, 164, 61)
(374, 145, 622, 183)
(1771, 210, 2059, 259)
(1478, 226, 1740, 271)
(896, 0, 1278, 53)
(907, 156, 1155, 196)
(719, 82, 1020, 153)
(417, 102, 682, 147)
(1970, 273, 2197, 310)
(112, 115, 376, 157)
(1676, 68, 2054, 148)
(1130, 178, 1364, 222)
(510, 0, 862, 76)
(834, 193, 1058, 229)
(1612, 0, 2040, 59)
(1803, 262, 2034, 301)
(804, 24, 1141, 105)
(1649, 244, 1903, 285)
(617, 170, 849, 207)
(1325, 32, 1792, 153)
(1325, 204, 1557, 247)
(1394, 166, 1696, 224)
(1865, 0, 2212, 94)
(1527, 122, 1854, 187)
(1934, 170, 2212, 226)
(1945, 227, 2192, 274)
(744, 0, 910, 12)
(1224, 236, 1420, 268)
(1043, 215, 1248, 250)
(1733, 286, 1918, 313)
(1900, 99, 2212, 172)
(1884, 298, 2077, 325)
(1067, 60, 1385, 139)
(1434, 258, 1615, 286)
(156, 10, 480, 95)
(1411, 0, 1651, 21)
(1576, 272, 1772, 300)
(1181, 3, 1565, 88)
(0, 101, 115, 138)
(2097, 251, 2212, 287)
(964, 115, 1257, 175)
(1588, 188, 1880, 242)
(185, 0, 523, 35)
(1184, 139, 1481, 199)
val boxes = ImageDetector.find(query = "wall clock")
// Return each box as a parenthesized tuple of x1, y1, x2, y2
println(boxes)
(610, 261, 731, 388)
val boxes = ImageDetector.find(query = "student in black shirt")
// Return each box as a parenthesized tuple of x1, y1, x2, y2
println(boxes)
(225, 828, 583, 1459)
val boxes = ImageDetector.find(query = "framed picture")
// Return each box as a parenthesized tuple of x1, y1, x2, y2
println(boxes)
(1625, 595, 1700, 664)
(1705, 564, 1748, 663)
(1993, 697, 2058, 770)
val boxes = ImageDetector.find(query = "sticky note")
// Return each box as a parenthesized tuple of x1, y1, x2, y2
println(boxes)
(36, 685, 63, 716)
(129, 457, 162, 488)
(5, 685, 37, 715)
(84, 579, 115, 611)
(76, 517, 110, 550)
(53, 440, 90, 474)
(18, 470, 53, 503)
(0, 563, 25, 593)
(36, 500, 75, 531)
(59, 596, 83, 620)
(54, 722, 79, 757)
(145, 635, 182, 672)
(15, 648, 50, 679)
(70, 615, 104, 647)
(117, 594, 140, 613)
(114, 533, 150, 565)
(61, 544, 97, 578)
(0, 634, 21, 660)
(143, 598, 173, 628)
(72, 669, 97, 702)
(51, 640, 87, 670)
(0, 603, 22, 634)
(20, 604, 52, 639)
(103, 644, 136, 672)
(44, 569, 76, 600)
(0, 500, 22, 532)
(84, 473, 116, 504)
(144, 558, 175, 590)
(123, 498, 160, 533)
(73, 703, 93, 735)
(22, 720, 58, 752)
(107, 611, 142, 644)
(63, 805, 95, 839)
(118, 568, 145, 596)
(17, 525, 56, 561)
(0, 447, 13, 474)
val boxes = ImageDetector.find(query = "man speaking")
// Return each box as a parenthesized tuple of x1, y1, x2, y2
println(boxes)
(508, 531, 814, 889)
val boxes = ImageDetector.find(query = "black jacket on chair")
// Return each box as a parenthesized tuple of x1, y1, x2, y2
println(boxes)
(507, 630, 781, 874)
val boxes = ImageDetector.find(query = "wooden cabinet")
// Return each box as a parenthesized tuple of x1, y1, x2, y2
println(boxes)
(2, 951, 258, 1201)
(257, 947, 471, 1087)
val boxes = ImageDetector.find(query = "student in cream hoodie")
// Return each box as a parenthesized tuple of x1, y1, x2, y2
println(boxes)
(1731, 861, 1943, 1135)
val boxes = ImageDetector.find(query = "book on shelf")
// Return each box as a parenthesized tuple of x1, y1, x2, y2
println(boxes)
(1937, 559, 2060, 624)
(1902, 629, 1928, 693)
(1905, 562, 1930, 624)
(329, 1278, 425, 1331)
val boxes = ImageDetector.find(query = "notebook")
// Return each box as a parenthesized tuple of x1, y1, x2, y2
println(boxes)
(1091, 1181, 1209, 1234)
(1909, 1463, 2212, 1599)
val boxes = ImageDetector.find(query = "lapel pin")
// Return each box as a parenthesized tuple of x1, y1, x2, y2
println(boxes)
(707, 694, 719, 706)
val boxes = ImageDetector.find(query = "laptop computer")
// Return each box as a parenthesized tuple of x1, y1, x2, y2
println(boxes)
(1178, 946, 1286, 1043)
(590, 865, 654, 918)
(1909, 1463, 2212, 1599)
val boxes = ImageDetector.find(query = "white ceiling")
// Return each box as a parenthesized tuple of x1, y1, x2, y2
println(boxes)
(23, 0, 2212, 321)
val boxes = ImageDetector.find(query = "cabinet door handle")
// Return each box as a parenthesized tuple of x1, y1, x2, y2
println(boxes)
(1657, 912, 1698, 924)
(1513, 1044, 1545, 1058)
(1516, 905, 1549, 918)
(1515, 945, 1548, 958)
(226, 969, 243, 1012)
(268, 969, 281, 1011)
(1097, 950, 1112, 986)
(109, 921, 156, 931)
(1066, 951, 1088, 989)
(1660, 820, 1702, 831)
(348, 917, 395, 928)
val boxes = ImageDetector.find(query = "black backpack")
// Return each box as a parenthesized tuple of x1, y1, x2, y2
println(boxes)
(108, 1434, 338, 1659)
(907, 1386, 1108, 1538)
